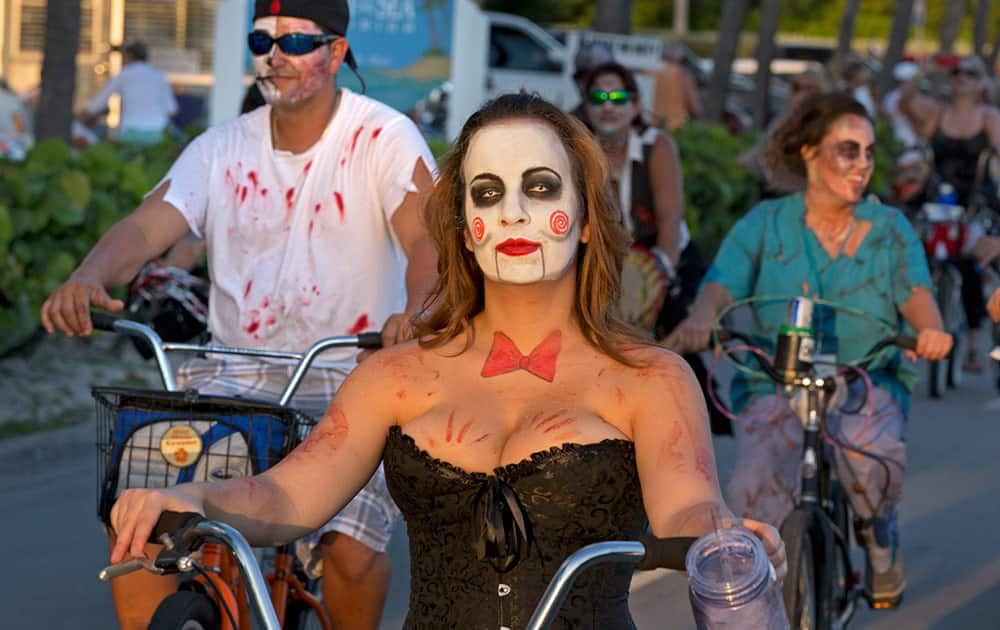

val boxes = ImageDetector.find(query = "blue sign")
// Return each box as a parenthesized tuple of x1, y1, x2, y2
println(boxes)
(347, 0, 453, 70)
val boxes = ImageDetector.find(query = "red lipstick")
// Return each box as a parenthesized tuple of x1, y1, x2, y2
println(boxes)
(496, 238, 541, 256)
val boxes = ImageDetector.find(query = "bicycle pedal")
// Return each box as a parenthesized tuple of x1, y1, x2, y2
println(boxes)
(868, 592, 904, 610)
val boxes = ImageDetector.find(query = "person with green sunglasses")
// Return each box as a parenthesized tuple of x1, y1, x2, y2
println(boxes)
(581, 61, 731, 438)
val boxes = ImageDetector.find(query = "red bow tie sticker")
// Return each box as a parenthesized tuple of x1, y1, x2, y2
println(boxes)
(481, 331, 562, 382)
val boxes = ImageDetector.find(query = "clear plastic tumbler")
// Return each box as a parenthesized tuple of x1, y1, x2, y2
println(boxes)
(685, 525, 789, 630)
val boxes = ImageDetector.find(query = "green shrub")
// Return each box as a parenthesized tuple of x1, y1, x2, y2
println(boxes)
(673, 122, 761, 258)
(0, 137, 183, 355)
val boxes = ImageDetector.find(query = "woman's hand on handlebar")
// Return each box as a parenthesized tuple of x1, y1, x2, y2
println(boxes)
(741, 518, 787, 582)
(664, 313, 714, 355)
(913, 328, 953, 362)
(109, 487, 205, 564)
(40, 272, 124, 336)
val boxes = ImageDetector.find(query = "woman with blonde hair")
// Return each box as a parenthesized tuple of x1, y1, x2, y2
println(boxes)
(108, 93, 783, 628)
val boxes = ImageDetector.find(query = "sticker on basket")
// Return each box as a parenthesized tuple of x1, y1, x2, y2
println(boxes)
(159, 425, 203, 468)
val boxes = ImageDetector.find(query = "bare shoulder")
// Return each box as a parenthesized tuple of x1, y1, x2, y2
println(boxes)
(621, 344, 698, 384)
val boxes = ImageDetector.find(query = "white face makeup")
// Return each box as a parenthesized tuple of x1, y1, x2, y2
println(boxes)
(251, 17, 332, 107)
(463, 119, 584, 285)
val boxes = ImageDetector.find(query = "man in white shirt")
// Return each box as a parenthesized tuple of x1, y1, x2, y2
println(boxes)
(81, 41, 177, 144)
(42, 2, 437, 628)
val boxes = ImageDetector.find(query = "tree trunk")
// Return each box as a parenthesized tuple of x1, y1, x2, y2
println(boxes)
(752, 0, 781, 131)
(674, 0, 689, 36)
(35, 0, 82, 143)
(593, 0, 632, 34)
(938, 0, 966, 55)
(989, 27, 1000, 77)
(972, 0, 991, 59)
(876, 0, 916, 99)
(705, 0, 751, 123)
(831, 0, 862, 81)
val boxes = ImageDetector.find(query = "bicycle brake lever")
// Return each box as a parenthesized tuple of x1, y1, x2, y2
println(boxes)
(98, 556, 165, 582)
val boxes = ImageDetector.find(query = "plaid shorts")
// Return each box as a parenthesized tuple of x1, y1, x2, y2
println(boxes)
(177, 355, 401, 575)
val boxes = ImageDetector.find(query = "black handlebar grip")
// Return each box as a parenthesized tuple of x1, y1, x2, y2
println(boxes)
(91, 312, 121, 332)
(357, 331, 384, 349)
(894, 335, 917, 351)
(635, 535, 698, 571)
(149, 511, 204, 544)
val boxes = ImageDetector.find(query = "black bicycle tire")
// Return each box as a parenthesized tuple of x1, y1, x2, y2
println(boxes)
(148, 590, 221, 630)
(781, 510, 819, 630)
(825, 479, 854, 625)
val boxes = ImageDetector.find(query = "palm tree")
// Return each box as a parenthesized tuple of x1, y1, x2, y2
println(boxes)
(832, 0, 862, 81)
(938, 0, 966, 55)
(593, 0, 632, 34)
(972, 0, 992, 59)
(876, 0, 916, 99)
(705, 0, 750, 123)
(752, 0, 781, 131)
(35, 0, 82, 142)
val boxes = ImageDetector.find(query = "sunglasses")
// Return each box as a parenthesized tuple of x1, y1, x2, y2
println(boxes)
(247, 31, 338, 56)
(587, 89, 634, 107)
(952, 68, 982, 79)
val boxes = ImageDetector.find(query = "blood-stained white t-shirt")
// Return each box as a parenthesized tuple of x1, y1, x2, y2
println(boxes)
(158, 88, 435, 364)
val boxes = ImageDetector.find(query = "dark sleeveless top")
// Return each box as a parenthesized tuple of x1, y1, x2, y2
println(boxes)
(383, 425, 647, 630)
(931, 127, 991, 206)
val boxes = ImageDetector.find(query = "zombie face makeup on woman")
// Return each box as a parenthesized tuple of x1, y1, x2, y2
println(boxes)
(462, 119, 586, 284)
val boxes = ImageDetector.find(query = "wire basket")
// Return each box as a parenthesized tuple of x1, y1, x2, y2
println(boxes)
(94, 387, 316, 525)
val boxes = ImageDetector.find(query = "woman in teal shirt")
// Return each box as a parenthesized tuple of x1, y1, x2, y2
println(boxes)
(668, 93, 952, 607)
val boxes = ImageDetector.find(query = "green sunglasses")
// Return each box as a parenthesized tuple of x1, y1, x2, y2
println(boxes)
(588, 89, 634, 106)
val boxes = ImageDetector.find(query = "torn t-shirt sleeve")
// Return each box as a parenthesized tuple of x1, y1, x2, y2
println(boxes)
(370, 116, 437, 222)
(154, 131, 214, 238)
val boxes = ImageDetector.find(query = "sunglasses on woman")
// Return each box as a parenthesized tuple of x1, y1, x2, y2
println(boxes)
(588, 89, 634, 107)
(951, 68, 981, 79)
(247, 30, 338, 56)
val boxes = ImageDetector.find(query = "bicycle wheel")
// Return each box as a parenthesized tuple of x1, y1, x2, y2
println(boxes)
(781, 510, 819, 630)
(825, 480, 856, 625)
(148, 591, 221, 630)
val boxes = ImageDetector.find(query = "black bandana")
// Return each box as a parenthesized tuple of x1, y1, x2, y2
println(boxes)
(253, 0, 349, 36)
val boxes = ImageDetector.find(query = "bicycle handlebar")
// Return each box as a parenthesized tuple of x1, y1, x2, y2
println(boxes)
(90, 313, 384, 400)
(715, 328, 916, 385)
(525, 536, 696, 630)
(99, 511, 282, 630)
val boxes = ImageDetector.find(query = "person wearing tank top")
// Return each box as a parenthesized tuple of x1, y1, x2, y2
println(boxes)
(901, 55, 1000, 373)
(107, 94, 787, 629)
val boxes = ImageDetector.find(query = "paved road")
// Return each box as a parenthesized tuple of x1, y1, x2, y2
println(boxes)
(3, 359, 1000, 628)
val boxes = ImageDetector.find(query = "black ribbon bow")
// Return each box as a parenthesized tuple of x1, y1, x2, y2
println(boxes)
(473, 477, 533, 573)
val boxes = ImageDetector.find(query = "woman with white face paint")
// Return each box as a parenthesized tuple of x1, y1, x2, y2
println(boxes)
(108, 94, 784, 628)
(668, 92, 953, 608)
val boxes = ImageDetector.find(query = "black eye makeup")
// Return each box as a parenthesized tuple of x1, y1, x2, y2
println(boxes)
(832, 140, 874, 163)
(469, 173, 505, 207)
(521, 167, 562, 200)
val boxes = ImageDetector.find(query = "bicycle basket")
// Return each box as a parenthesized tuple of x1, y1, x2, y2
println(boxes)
(93, 387, 317, 525)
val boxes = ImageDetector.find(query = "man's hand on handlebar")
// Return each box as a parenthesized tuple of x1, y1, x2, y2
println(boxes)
(109, 487, 205, 564)
(912, 329, 953, 362)
(358, 311, 414, 362)
(40, 273, 124, 336)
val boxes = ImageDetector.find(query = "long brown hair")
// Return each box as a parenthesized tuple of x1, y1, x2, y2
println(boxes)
(414, 93, 642, 365)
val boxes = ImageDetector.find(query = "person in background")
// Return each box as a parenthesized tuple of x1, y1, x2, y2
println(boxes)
(0, 79, 32, 158)
(844, 60, 876, 118)
(668, 93, 953, 608)
(650, 40, 702, 131)
(881, 61, 921, 149)
(80, 41, 178, 145)
(581, 61, 730, 436)
(901, 55, 1000, 374)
